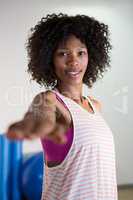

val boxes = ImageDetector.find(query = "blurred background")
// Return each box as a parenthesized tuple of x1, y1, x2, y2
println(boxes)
(0, 0, 133, 199)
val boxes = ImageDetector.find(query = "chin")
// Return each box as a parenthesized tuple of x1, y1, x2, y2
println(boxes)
(67, 79, 83, 85)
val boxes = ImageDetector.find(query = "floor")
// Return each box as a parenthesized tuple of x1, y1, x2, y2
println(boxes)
(118, 187, 133, 200)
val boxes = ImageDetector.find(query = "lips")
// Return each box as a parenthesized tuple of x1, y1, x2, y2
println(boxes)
(67, 71, 80, 75)
(66, 70, 82, 78)
(66, 70, 82, 74)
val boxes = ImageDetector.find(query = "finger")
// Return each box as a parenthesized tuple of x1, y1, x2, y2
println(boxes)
(47, 123, 67, 144)
(6, 128, 25, 140)
(54, 132, 67, 144)
(6, 120, 34, 140)
(44, 133, 67, 144)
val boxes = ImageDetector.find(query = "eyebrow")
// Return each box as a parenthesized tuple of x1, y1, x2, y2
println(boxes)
(57, 47, 87, 51)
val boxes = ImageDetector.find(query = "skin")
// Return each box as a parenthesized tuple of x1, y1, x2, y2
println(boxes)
(6, 35, 102, 156)
(53, 35, 89, 103)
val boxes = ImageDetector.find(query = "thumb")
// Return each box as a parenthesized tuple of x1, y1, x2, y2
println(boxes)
(54, 131, 67, 144)
(48, 124, 67, 144)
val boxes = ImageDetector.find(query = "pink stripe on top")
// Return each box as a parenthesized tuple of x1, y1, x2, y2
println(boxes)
(41, 93, 73, 162)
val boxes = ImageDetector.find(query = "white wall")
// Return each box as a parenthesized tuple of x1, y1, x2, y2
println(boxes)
(0, 0, 133, 185)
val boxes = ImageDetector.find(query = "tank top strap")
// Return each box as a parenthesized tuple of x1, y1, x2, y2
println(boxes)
(84, 95, 97, 114)
(50, 88, 97, 114)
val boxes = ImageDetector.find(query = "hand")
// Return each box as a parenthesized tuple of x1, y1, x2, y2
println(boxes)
(6, 91, 68, 144)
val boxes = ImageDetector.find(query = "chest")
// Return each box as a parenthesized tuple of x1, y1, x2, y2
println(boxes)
(56, 96, 113, 145)
(56, 97, 95, 128)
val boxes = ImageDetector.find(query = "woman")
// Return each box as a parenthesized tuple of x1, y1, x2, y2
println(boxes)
(6, 13, 118, 200)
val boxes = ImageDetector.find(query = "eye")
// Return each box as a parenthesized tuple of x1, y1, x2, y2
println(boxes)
(57, 52, 68, 57)
(78, 50, 86, 56)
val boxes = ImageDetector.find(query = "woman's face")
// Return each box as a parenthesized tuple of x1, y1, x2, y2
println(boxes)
(53, 35, 88, 86)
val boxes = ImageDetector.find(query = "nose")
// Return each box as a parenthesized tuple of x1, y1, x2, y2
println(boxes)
(67, 54, 79, 67)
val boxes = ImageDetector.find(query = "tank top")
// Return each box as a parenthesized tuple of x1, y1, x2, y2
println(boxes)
(41, 91, 97, 162)
(41, 92, 73, 162)
(41, 89, 118, 200)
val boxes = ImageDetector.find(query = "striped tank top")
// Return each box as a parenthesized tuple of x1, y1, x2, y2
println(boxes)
(41, 89, 118, 200)
(41, 93, 73, 162)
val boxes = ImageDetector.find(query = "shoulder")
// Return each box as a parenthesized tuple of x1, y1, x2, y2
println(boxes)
(88, 95, 102, 112)
(31, 90, 57, 109)
(34, 90, 57, 101)
(44, 90, 57, 101)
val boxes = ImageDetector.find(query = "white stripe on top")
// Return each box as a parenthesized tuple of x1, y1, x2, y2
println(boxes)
(41, 89, 118, 200)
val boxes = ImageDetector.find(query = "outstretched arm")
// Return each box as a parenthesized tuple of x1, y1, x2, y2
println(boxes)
(6, 91, 67, 144)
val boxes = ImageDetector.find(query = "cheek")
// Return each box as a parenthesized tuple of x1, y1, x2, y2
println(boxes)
(54, 58, 66, 71)
(53, 55, 63, 77)
(54, 59, 66, 76)
(85, 56, 88, 64)
(82, 56, 89, 68)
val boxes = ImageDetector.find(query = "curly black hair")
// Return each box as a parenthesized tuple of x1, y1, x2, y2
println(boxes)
(26, 13, 112, 89)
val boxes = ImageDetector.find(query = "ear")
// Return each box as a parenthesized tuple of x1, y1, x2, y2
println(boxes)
(88, 96, 102, 112)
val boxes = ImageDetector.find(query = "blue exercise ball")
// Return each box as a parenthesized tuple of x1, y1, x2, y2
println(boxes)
(22, 152, 44, 200)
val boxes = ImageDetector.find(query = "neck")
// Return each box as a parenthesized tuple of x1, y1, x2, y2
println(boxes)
(55, 82, 84, 103)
